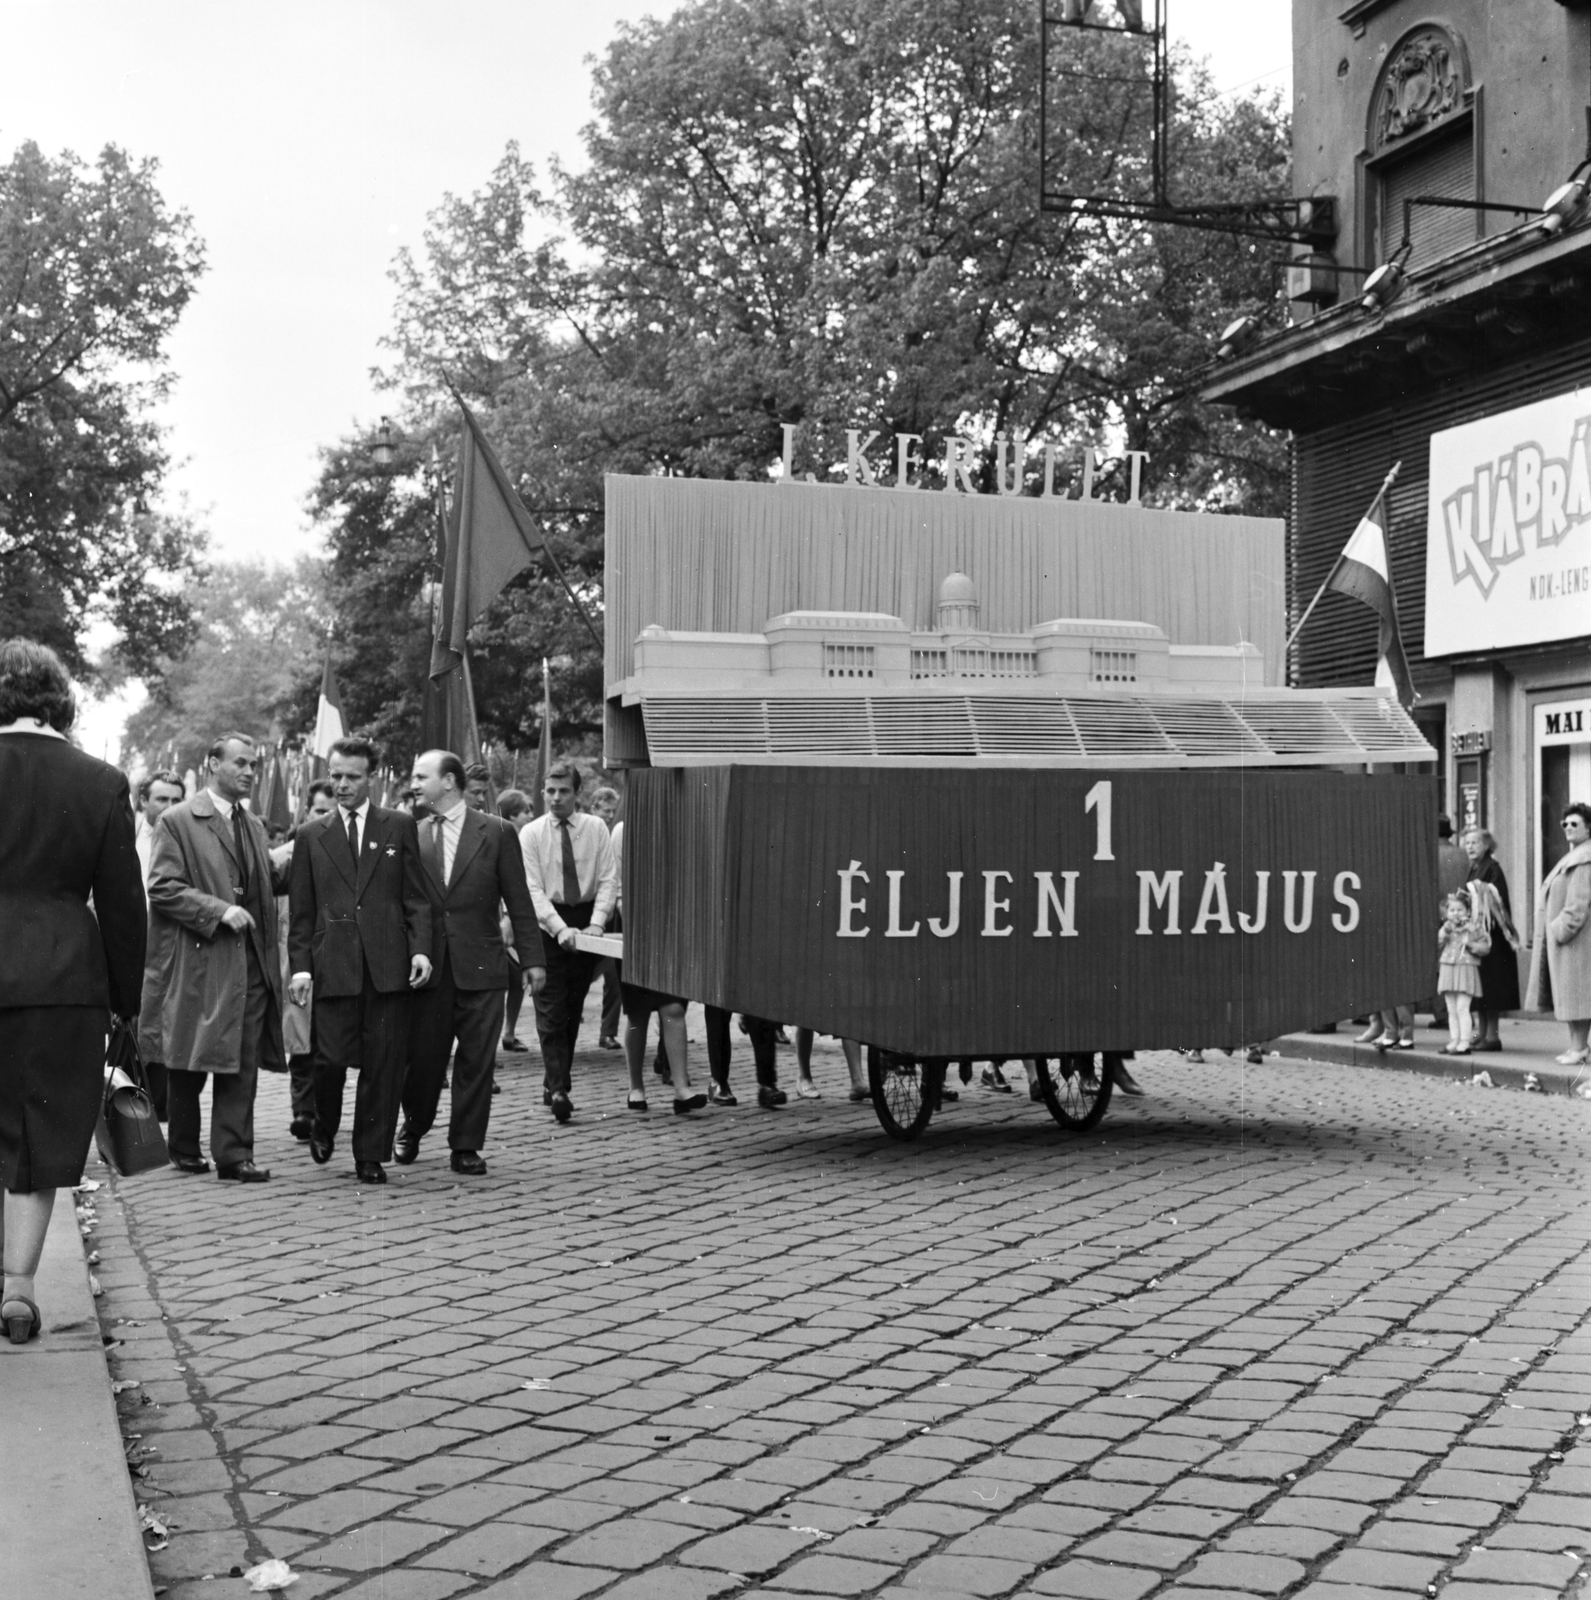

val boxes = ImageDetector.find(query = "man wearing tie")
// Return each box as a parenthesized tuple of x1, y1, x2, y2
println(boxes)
(395, 750, 544, 1174)
(288, 736, 431, 1184)
(519, 761, 618, 1123)
(146, 735, 288, 1181)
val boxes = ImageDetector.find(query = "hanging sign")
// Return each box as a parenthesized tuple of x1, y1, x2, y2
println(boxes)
(1424, 388, 1591, 657)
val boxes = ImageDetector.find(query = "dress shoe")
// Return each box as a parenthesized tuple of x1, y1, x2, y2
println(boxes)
(543, 1089, 553, 1107)
(309, 1132, 333, 1165)
(757, 1085, 787, 1109)
(709, 1082, 737, 1106)
(598, 1034, 622, 1051)
(218, 1160, 270, 1183)
(450, 1150, 487, 1175)
(356, 1161, 387, 1184)
(393, 1125, 419, 1165)
(500, 1035, 528, 1052)
(170, 1155, 211, 1175)
(673, 1092, 707, 1114)
(288, 1117, 313, 1141)
(551, 1091, 572, 1124)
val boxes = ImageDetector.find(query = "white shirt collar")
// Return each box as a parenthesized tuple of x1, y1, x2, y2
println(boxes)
(207, 786, 235, 819)
(339, 798, 370, 824)
(431, 796, 467, 825)
(0, 718, 65, 740)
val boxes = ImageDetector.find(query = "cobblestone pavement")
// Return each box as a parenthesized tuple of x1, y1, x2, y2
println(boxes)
(89, 1028, 1591, 1600)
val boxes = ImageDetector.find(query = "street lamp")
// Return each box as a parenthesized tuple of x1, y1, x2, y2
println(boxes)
(1215, 315, 1261, 360)
(370, 416, 400, 468)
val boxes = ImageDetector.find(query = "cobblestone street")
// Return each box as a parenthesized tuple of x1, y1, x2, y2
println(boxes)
(89, 1031, 1591, 1600)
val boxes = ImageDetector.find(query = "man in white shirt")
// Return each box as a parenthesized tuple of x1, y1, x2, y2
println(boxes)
(519, 761, 617, 1122)
(135, 770, 186, 888)
(134, 768, 186, 1119)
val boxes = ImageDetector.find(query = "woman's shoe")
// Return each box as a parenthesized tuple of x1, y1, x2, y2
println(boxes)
(1371, 1034, 1398, 1051)
(1397, 1035, 1416, 1049)
(1554, 1048, 1590, 1066)
(796, 1081, 821, 1099)
(626, 1092, 649, 1113)
(1185, 1049, 1205, 1063)
(981, 1066, 1013, 1092)
(1353, 1025, 1382, 1044)
(848, 1087, 870, 1102)
(2, 1295, 42, 1345)
(1114, 1066, 1145, 1097)
(673, 1093, 707, 1114)
(1471, 1038, 1502, 1053)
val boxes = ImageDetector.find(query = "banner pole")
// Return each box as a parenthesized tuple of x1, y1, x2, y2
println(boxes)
(1282, 461, 1401, 656)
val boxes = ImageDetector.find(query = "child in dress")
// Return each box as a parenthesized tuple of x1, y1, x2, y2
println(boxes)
(1437, 888, 1491, 1055)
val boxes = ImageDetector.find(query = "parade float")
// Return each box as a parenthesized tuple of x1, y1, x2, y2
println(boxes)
(589, 442, 1438, 1138)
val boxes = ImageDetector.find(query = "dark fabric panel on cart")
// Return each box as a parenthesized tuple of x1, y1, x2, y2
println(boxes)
(628, 765, 1437, 1055)
(1292, 330, 1591, 689)
(624, 767, 731, 1003)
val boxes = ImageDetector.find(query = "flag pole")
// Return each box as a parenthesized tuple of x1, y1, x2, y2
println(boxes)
(1283, 460, 1401, 656)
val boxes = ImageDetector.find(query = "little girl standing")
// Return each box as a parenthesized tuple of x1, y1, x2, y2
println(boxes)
(1437, 887, 1491, 1055)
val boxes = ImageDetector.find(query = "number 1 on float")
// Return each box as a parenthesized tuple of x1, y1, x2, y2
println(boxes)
(1085, 780, 1113, 861)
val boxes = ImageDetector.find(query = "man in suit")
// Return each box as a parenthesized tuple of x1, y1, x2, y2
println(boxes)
(520, 761, 618, 1123)
(146, 734, 288, 1181)
(395, 751, 544, 1175)
(134, 767, 185, 1120)
(288, 735, 431, 1184)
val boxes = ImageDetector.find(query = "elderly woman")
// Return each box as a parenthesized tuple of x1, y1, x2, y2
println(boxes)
(1527, 802, 1591, 1067)
(1463, 827, 1522, 1050)
(0, 640, 146, 1343)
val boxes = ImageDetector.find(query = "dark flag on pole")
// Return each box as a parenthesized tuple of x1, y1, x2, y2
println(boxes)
(531, 657, 551, 815)
(256, 745, 292, 833)
(1285, 462, 1416, 710)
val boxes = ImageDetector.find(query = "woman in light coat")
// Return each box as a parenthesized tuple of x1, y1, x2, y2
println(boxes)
(1526, 801, 1591, 1066)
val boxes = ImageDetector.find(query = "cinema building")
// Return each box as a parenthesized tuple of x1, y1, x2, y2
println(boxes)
(1205, 0, 1591, 926)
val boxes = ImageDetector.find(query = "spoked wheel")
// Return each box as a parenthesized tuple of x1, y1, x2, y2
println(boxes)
(867, 1045, 937, 1141)
(1033, 1052, 1116, 1131)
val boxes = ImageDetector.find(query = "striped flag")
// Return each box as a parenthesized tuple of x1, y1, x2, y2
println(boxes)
(1326, 490, 1416, 709)
(312, 649, 346, 759)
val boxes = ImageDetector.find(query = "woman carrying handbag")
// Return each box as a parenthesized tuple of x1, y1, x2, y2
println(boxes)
(0, 640, 146, 1345)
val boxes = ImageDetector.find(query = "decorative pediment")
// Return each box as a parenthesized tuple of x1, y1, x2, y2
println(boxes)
(1372, 26, 1469, 150)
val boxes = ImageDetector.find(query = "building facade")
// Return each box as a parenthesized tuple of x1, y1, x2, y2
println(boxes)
(1206, 0, 1591, 930)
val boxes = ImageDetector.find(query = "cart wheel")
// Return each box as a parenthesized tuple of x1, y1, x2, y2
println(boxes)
(1034, 1052, 1115, 1131)
(867, 1045, 936, 1141)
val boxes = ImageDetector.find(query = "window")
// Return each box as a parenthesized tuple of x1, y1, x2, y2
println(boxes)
(911, 648, 948, 679)
(824, 643, 874, 679)
(1091, 649, 1137, 683)
(1375, 121, 1475, 268)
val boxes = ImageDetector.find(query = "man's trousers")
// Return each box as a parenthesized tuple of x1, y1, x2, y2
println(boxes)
(703, 1007, 780, 1090)
(166, 943, 268, 1167)
(534, 901, 596, 1096)
(311, 965, 411, 1164)
(403, 954, 504, 1152)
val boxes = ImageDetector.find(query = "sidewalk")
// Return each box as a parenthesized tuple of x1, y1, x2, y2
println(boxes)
(0, 1187, 154, 1600)
(1274, 1012, 1591, 1095)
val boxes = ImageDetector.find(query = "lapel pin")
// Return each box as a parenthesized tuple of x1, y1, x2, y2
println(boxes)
(385, 846, 396, 856)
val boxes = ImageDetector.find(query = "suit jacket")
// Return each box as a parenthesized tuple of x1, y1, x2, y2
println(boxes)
(145, 790, 288, 1075)
(0, 731, 145, 1014)
(288, 804, 431, 997)
(418, 807, 541, 992)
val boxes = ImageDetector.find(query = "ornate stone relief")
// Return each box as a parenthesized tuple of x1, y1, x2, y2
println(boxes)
(1372, 27, 1467, 149)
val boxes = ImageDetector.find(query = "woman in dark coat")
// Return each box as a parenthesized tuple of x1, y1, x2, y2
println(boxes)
(1464, 826, 1521, 1051)
(0, 639, 146, 1343)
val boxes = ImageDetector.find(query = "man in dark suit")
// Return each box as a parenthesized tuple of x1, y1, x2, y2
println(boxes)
(395, 751, 544, 1175)
(288, 735, 431, 1184)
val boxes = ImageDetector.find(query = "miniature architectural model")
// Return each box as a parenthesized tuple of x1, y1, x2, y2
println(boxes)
(613, 574, 1434, 768)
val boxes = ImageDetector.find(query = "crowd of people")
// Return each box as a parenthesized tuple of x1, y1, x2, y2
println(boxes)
(5, 631, 1591, 1346)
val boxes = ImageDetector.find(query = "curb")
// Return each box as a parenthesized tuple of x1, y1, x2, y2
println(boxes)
(0, 1187, 155, 1600)
(1269, 1033, 1588, 1096)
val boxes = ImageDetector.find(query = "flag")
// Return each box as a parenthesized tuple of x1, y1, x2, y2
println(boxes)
(312, 650, 346, 758)
(257, 747, 292, 832)
(531, 658, 551, 815)
(430, 403, 542, 680)
(1326, 490, 1416, 708)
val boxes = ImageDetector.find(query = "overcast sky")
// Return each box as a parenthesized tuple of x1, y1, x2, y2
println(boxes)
(3, 0, 1290, 756)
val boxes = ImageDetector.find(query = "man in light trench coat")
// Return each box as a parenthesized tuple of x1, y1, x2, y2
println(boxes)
(145, 732, 289, 1181)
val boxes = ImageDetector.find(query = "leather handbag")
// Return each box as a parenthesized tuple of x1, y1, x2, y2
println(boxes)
(95, 1020, 169, 1177)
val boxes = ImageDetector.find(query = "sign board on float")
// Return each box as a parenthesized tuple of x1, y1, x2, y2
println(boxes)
(623, 766, 1439, 1055)
(1424, 388, 1591, 658)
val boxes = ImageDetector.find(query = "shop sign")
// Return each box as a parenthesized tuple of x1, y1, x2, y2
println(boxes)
(1424, 388, 1591, 657)
(1536, 697, 1591, 744)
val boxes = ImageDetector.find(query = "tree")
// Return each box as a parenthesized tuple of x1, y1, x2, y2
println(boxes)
(0, 140, 207, 676)
(311, 0, 1290, 750)
(122, 558, 328, 773)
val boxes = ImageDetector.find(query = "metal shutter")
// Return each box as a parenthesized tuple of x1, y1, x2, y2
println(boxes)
(1290, 329, 1591, 689)
(1376, 123, 1476, 268)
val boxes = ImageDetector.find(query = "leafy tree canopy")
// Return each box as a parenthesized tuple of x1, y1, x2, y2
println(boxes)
(308, 0, 1289, 761)
(123, 558, 327, 773)
(0, 140, 208, 678)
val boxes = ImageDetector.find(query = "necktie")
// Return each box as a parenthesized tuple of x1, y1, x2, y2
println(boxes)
(346, 808, 360, 868)
(559, 819, 581, 905)
(232, 807, 253, 903)
(423, 814, 445, 888)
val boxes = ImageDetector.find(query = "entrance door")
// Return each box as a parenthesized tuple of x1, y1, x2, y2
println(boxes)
(1536, 695, 1591, 885)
